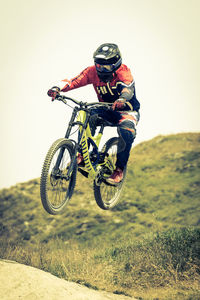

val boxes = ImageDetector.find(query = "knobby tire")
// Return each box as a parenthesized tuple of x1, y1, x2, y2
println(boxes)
(40, 138, 77, 215)
(93, 137, 126, 210)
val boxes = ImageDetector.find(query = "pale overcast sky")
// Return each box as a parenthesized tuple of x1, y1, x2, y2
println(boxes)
(0, 0, 200, 188)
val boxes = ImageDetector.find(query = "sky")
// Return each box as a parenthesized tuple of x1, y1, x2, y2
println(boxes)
(0, 0, 200, 189)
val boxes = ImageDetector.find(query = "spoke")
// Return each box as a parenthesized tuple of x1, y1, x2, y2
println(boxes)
(47, 146, 72, 209)
(96, 141, 124, 208)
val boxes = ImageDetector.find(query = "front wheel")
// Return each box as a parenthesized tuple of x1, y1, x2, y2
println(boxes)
(40, 138, 77, 215)
(93, 137, 127, 210)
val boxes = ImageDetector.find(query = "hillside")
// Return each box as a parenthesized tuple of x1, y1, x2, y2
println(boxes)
(0, 132, 200, 299)
(0, 132, 199, 245)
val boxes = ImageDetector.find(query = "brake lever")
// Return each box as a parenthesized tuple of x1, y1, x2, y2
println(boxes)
(55, 95, 62, 101)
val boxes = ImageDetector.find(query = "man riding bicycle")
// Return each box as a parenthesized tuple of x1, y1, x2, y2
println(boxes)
(47, 43, 140, 185)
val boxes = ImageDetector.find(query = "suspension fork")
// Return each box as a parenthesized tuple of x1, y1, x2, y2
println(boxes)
(66, 110, 93, 178)
(64, 107, 79, 139)
(53, 107, 79, 172)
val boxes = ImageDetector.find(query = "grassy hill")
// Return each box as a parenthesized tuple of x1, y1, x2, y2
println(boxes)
(0, 132, 200, 299)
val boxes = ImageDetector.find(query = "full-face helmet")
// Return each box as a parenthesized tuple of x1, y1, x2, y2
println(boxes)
(93, 43, 122, 82)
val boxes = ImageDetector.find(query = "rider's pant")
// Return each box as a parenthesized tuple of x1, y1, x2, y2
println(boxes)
(89, 108, 140, 171)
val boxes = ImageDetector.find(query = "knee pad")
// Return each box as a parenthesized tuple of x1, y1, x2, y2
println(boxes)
(118, 120, 136, 141)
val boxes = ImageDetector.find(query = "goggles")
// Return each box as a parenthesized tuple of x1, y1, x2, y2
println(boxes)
(95, 58, 122, 73)
(95, 63, 115, 73)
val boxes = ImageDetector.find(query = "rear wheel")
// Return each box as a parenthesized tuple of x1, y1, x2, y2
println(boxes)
(93, 137, 126, 210)
(40, 138, 77, 215)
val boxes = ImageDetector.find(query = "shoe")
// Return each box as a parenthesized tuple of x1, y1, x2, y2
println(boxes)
(77, 153, 84, 166)
(106, 167, 123, 185)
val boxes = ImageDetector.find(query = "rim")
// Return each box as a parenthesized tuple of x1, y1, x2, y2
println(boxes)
(46, 146, 72, 209)
(100, 143, 122, 207)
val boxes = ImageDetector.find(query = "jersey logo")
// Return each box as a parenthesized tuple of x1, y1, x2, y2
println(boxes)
(97, 86, 108, 95)
(96, 81, 134, 98)
(96, 82, 120, 97)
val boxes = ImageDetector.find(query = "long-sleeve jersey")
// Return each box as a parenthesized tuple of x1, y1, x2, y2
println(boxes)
(57, 64, 140, 112)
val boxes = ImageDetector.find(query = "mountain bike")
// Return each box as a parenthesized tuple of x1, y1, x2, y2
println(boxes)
(40, 95, 127, 215)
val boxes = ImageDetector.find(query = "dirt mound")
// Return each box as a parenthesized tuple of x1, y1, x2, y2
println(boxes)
(0, 260, 136, 300)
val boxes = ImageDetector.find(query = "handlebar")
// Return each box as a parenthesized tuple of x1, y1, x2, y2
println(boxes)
(55, 94, 113, 109)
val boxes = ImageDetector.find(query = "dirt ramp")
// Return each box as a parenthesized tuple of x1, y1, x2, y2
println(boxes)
(0, 260, 136, 300)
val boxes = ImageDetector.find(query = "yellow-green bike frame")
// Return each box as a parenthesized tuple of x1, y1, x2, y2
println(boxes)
(77, 110, 115, 179)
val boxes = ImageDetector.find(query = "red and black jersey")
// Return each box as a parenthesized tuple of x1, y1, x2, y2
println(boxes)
(59, 64, 140, 111)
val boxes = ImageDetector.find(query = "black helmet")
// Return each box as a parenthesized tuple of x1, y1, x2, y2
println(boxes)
(93, 43, 122, 82)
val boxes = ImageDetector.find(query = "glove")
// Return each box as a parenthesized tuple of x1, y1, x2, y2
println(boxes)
(47, 86, 60, 100)
(112, 99, 126, 111)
